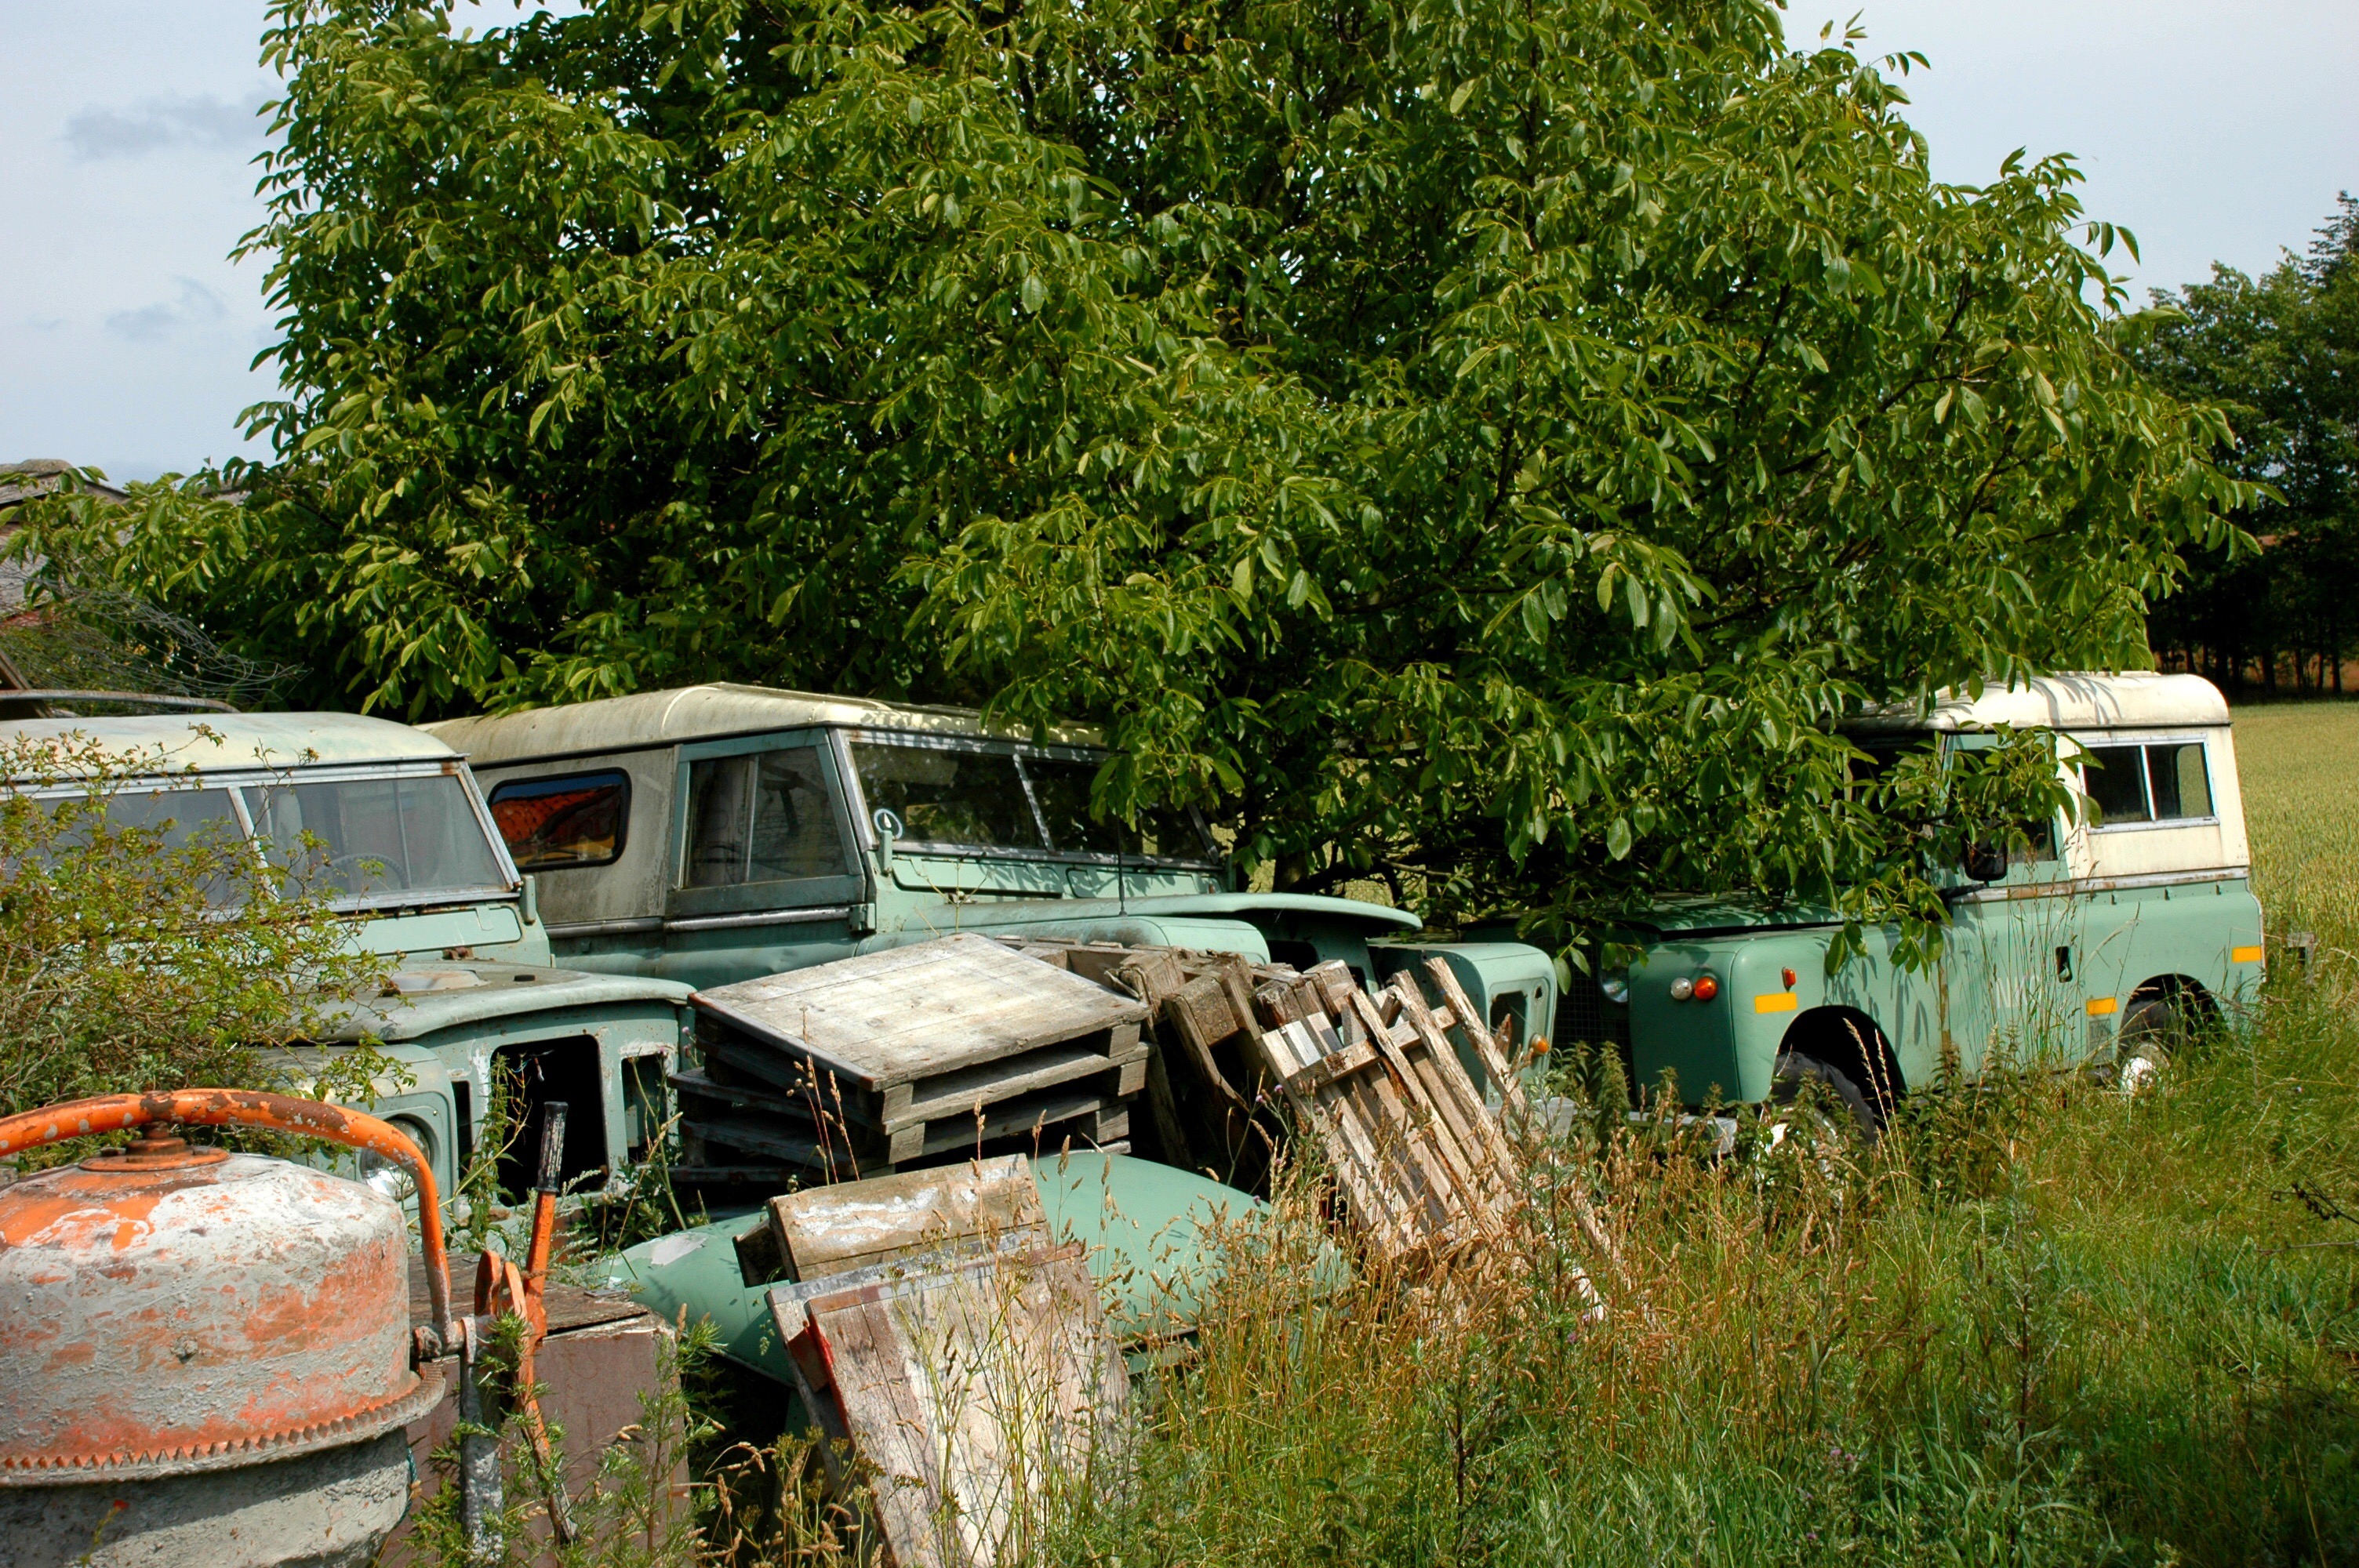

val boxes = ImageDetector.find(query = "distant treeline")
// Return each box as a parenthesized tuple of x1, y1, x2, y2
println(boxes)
(2134, 196, 2359, 697)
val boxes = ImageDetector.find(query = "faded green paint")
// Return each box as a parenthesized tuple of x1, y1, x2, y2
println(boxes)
(431, 686, 1558, 1093)
(1599, 677, 2266, 1109)
(609, 1152, 1301, 1383)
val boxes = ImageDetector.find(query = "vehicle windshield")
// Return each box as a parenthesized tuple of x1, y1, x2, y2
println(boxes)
(848, 738, 1212, 863)
(1020, 754, 1212, 862)
(242, 771, 511, 904)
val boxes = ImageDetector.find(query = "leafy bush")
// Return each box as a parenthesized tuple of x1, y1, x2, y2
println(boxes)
(0, 729, 391, 1144)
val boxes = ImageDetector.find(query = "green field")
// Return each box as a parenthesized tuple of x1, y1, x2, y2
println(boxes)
(1025, 702, 2359, 1568)
(2237, 702, 2359, 956)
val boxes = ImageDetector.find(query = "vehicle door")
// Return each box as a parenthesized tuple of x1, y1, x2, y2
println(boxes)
(666, 731, 867, 980)
(1944, 735, 2083, 1074)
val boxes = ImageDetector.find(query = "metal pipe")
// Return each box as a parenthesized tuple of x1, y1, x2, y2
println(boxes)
(0, 1088, 456, 1348)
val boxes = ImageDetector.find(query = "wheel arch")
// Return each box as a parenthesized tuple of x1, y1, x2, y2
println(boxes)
(1777, 1004, 1906, 1110)
(2128, 972, 2216, 1019)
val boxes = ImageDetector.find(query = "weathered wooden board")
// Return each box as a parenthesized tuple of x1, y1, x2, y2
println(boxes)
(787, 1243, 1129, 1568)
(692, 932, 1149, 1092)
(766, 1155, 1049, 1281)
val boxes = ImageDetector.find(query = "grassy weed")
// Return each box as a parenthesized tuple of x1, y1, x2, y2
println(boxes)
(1056, 708, 2359, 1568)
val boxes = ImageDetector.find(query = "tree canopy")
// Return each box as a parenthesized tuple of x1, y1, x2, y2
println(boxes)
(2131, 196, 2358, 696)
(16, 0, 2253, 939)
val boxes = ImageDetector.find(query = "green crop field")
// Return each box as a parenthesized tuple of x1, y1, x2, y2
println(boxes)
(2237, 702, 2359, 956)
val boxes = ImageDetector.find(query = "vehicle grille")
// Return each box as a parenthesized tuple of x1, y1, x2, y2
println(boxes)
(1553, 968, 1631, 1054)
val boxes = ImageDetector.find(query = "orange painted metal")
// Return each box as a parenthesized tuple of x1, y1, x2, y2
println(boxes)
(0, 1091, 454, 1481)
(0, 1087, 454, 1340)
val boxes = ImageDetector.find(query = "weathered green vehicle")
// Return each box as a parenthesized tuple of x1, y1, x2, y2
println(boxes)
(426, 683, 1558, 1080)
(0, 710, 694, 1197)
(1558, 674, 2266, 1127)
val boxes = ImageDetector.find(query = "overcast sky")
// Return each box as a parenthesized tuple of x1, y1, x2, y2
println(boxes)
(4, 1, 2354, 481)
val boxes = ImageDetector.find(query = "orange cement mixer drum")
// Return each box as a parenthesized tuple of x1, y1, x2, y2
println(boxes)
(0, 1135, 440, 1481)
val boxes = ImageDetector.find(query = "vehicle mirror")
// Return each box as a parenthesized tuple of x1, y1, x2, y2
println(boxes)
(1964, 841, 2007, 883)
(871, 808, 903, 868)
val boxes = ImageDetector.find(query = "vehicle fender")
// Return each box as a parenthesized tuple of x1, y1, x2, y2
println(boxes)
(1628, 933, 1847, 1105)
(271, 1040, 463, 1196)
(608, 1153, 1302, 1385)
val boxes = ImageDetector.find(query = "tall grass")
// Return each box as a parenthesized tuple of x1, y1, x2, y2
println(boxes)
(1045, 707, 2359, 1568)
(667, 709, 2359, 1566)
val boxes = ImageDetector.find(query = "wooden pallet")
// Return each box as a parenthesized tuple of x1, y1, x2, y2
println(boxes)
(1245, 961, 1524, 1265)
(679, 934, 1149, 1184)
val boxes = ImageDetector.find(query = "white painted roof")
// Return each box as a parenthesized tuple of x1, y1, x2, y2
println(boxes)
(1848, 673, 2230, 734)
(0, 711, 457, 776)
(426, 683, 1100, 765)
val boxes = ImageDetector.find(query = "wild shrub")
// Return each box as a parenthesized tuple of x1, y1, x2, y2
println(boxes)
(0, 730, 391, 1146)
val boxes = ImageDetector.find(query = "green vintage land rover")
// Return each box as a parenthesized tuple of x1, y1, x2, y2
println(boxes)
(0, 710, 694, 1198)
(426, 683, 1558, 1087)
(1558, 673, 2266, 1128)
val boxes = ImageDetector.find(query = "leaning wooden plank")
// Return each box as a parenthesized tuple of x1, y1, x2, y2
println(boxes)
(767, 1155, 1049, 1282)
(1390, 981, 1520, 1213)
(1313, 1003, 1458, 1243)
(804, 1243, 1128, 1568)
(1270, 1022, 1415, 1258)
(1419, 957, 1532, 1121)
(694, 933, 1150, 1090)
(1345, 989, 1481, 1229)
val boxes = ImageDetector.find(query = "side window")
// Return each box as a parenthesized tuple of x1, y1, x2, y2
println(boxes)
(683, 749, 849, 887)
(2147, 741, 2213, 820)
(2084, 741, 2214, 827)
(2084, 745, 2151, 824)
(487, 771, 629, 869)
(846, 740, 1041, 849)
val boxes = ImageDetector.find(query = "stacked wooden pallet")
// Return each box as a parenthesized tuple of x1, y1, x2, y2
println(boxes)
(672, 933, 1150, 1185)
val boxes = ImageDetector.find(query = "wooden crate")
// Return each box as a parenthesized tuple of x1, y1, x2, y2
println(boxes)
(678, 934, 1147, 1185)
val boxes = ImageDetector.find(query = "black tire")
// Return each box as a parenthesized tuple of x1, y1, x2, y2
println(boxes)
(1770, 1051, 1884, 1145)
(2114, 995, 2190, 1091)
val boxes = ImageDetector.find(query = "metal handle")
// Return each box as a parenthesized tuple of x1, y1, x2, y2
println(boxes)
(0, 1088, 456, 1351)
(535, 1101, 568, 1195)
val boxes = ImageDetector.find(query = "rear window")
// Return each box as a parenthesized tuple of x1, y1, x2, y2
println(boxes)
(2082, 742, 2215, 826)
(488, 771, 630, 869)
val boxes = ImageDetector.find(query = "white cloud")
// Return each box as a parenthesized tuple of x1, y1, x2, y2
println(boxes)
(64, 93, 268, 160)
(105, 278, 232, 343)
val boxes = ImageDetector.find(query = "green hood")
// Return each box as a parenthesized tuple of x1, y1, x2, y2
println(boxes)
(605, 1152, 1314, 1383)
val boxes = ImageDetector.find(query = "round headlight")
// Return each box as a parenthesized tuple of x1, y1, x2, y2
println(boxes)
(1601, 975, 1630, 1004)
(356, 1116, 432, 1203)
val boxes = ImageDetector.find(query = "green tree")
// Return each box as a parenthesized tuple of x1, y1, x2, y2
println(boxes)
(16, 0, 2252, 946)
(2131, 196, 2359, 695)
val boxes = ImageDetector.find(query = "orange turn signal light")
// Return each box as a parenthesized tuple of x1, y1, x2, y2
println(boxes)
(1693, 974, 1719, 1003)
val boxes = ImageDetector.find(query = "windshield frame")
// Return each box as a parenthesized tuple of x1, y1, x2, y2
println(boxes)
(16, 758, 524, 913)
(831, 728, 1219, 869)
